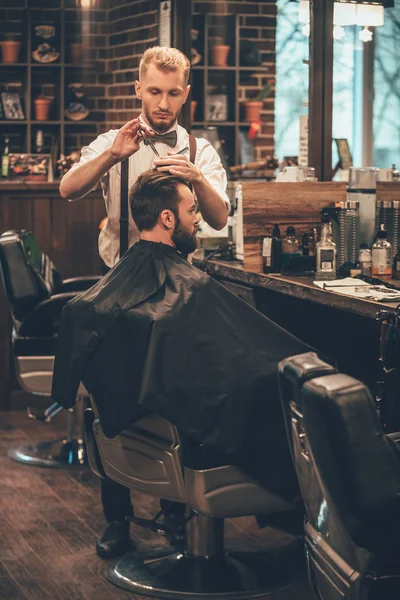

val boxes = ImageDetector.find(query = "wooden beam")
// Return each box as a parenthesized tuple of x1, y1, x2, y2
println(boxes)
(173, 0, 193, 132)
(308, 0, 334, 181)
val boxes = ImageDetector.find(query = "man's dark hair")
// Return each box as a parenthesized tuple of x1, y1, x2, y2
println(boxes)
(129, 170, 192, 231)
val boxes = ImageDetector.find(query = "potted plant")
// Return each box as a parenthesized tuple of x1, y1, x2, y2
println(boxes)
(243, 79, 274, 122)
(34, 95, 53, 121)
(1, 33, 22, 64)
(210, 36, 230, 67)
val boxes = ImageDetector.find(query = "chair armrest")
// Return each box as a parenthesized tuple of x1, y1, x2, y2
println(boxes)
(56, 275, 101, 294)
(57, 276, 100, 293)
(84, 408, 107, 480)
(18, 292, 78, 337)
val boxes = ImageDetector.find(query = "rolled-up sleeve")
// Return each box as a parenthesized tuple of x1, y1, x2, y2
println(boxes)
(61, 130, 117, 200)
(196, 140, 230, 209)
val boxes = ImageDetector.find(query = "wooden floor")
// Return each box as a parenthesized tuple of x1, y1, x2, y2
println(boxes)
(0, 409, 317, 600)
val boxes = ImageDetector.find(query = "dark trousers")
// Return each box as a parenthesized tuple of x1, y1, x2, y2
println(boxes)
(100, 262, 184, 522)
(101, 478, 185, 522)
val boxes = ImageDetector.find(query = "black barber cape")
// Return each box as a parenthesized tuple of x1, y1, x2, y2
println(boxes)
(52, 240, 312, 501)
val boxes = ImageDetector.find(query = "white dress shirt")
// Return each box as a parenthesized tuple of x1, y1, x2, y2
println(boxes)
(66, 119, 230, 268)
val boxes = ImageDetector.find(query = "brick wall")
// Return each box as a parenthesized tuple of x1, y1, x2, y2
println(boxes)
(106, 0, 158, 129)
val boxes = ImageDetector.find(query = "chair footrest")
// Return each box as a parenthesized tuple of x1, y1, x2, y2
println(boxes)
(127, 516, 167, 535)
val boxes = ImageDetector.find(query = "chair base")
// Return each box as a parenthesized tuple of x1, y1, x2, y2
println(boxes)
(8, 437, 87, 468)
(106, 548, 296, 599)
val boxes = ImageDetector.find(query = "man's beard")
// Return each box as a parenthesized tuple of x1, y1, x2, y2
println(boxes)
(172, 219, 198, 255)
(144, 107, 181, 133)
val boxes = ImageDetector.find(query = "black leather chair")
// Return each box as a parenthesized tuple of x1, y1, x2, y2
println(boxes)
(0, 229, 99, 467)
(278, 352, 400, 600)
(84, 404, 303, 599)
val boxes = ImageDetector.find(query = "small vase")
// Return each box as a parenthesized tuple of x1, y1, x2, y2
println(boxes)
(211, 45, 230, 67)
(244, 101, 263, 122)
(190, 100, 197, 121)
(34, 97, 52, 121)
(1, 40, 21, 64)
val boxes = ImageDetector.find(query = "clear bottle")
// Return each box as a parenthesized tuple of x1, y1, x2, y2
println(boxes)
(372, 224, 392, 278)
(316, 213, 337, 280)
(358, 244, 372, 277)
(1, 137, 9, 179)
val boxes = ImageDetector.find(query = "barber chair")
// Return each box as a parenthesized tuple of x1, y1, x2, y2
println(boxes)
(278, 352, 400, 600)
(84, 404, 303, 599)
(0, 230, 99, 467)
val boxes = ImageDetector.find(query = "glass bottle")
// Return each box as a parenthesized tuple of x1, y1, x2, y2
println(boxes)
(372, 224, 392, 279)
(282, 226, 301, 255)
(392, 163, 400, 182)
(392, 248, 400, 280)
(301, 231, 310, 256)
(2, 137, 9, 178)
(271, 223, 282, 273)
(358, 244, 372, 277)
(263, 224, 281, 273)
(316, 214, 337, 280)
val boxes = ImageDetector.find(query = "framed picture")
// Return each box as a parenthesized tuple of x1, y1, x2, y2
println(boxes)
(205, 93, 228, 121)
(1, 92, 25, 120)
(8, 153, 52, 182)
(191, 126, 231, 178)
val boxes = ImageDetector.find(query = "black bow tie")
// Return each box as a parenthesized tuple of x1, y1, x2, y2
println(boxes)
(144, 130, 177, 148)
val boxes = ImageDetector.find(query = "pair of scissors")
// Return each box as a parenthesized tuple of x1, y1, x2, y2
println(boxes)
(137, 122, 160, 158)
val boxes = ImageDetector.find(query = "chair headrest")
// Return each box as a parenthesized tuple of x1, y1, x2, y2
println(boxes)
(0, 230, 59, 320)
(302, 373, 400, 551)
(278, 351, 337, 410)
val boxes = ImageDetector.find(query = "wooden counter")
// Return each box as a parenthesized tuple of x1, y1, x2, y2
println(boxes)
(195, 257, 400, 320)
(193, 256, 399, 393)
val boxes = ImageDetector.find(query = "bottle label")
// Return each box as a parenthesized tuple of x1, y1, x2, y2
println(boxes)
(319, 249, 334, 270)
(372, 248, 391, 276)
(262, 237, 272, 269)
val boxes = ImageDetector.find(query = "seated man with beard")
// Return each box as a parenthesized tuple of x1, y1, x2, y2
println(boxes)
(130, 170, 200, 257)
(52, 169, 312, 539)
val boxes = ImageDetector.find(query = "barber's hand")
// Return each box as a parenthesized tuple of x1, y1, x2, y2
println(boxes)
(110, 118, 153, 160)
(154, 152, 203, 184)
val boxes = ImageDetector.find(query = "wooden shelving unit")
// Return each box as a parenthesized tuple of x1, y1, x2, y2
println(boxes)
(191, 13, 270, 168)
(0, 0, 104, 160)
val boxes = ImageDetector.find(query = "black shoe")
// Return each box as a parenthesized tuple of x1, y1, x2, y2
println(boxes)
(96, 520, 134, 559)
(163, 513, 185, 546)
